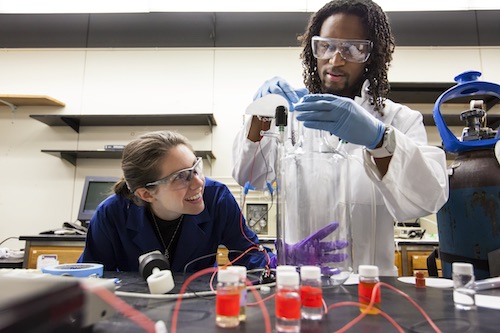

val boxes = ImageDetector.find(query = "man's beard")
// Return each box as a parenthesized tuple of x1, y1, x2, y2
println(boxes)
(321, 75, 364, 98)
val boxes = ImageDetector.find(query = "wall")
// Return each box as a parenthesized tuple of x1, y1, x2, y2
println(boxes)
(1, 45, 499, 250)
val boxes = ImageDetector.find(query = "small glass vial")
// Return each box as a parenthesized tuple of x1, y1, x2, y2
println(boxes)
(415, 271, 426, 288)
(358, 265, 380, 315)
(275, 270, 301, 333)
(452, 262, 476, 310)
(227, 265, 247, 322)
(215, 269, 240, 328)
(300, 265, 323, 320)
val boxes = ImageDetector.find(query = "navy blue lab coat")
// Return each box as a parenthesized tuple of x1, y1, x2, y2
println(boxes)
(78, 178, 272, 272)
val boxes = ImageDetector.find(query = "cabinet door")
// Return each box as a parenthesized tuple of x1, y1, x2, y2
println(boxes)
(27, 246, 84, 269)
(407, 251, 442, 277)
(394, 251, 403, 276)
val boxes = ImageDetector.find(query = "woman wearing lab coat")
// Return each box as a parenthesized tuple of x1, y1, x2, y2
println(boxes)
(80, 130, 273, 272)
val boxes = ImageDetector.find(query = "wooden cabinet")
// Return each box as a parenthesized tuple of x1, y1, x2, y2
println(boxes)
(394, 251, 403, 276)
(26, 245, 84, 269)
(395, 241, 441, 277)
(19, 235, 86, 269)
(407, 251, 442, 277)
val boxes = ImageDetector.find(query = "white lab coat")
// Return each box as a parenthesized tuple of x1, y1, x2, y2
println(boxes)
(232, 80, 449, 276)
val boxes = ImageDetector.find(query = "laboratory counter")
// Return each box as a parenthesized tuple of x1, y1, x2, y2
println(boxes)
(91, 271, 499, 333)
(0, 257, 23, 269)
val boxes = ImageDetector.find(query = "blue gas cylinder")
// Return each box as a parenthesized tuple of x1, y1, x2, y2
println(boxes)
(433, 71, 500, 279)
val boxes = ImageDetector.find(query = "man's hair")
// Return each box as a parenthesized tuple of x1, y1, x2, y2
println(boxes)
(114, 130, 194, 205)
(299, 0, 395, 112)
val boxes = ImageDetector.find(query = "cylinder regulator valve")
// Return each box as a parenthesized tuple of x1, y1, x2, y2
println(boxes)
(460, 100, 496, 142)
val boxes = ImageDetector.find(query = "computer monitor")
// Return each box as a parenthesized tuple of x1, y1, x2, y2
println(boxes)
(78, 176, 119, 224)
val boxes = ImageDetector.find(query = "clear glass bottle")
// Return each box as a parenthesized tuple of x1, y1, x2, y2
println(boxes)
(300, 265, 323, 320)
(277, 118, 352, 286)
(226, 265, 247, 321)
(358, 265, 380, 315)
(452, 262, 476, 310)
(275, 270, 301, 333)
(215, 269, 240, 328)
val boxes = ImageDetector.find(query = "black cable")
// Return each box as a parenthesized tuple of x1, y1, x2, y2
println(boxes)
(0, 236, 19, 246)
(181, 249, 273, 299)
(251, 198, 274, 227)
(182, 252, 219, 300)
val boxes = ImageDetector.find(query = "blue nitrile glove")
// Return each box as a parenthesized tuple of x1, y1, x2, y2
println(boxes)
(253, 77, 308, 112)
(294, 94, 385, 149)
(283, 221, 348, 266)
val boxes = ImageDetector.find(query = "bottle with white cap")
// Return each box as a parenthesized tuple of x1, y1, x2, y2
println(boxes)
(226, 265, 247, 321)
(358, 265, 380, 315)
(452, 262, 476, 310)
(276, 265, 297, 275)
(275, 270, 301, 333)
(300, 265, 323, 320)
(215, 269, 240, 328)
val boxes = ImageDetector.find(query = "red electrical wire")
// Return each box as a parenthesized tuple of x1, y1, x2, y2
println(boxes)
(246, 118, 267, 185)
(377, 282, 443, 333)
(237, 122, 274, 259)
(208, 247, 261, 292)
(85, 284, 156, 333)
(328, 301, 404, 333)
(238, 185, 272, 267)
(170, 267, 272, 333)
(84, 120, 274, 333)
(326, 282, 443, 333)
(247, 293, 275, 306)
(171, 267, 217, 333)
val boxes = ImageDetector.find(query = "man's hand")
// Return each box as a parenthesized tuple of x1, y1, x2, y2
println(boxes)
(294, 94, 385, 149)
(253, 77, 308, 112)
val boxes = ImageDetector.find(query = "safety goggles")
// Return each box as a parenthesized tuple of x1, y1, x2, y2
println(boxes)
(311, 36, 373, 63)
(145, 157, 203, 190)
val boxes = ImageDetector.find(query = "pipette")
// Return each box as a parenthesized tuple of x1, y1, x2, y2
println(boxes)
(475, 276, 500, 291)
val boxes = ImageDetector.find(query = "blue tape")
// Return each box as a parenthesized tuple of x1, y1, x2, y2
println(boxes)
(266, 181, 274, 195)
(244, 181, 255, 195)
(42, 263, 104, 277)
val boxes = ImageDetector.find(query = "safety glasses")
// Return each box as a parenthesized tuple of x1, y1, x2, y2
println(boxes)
(311, 36, 373, 63)
(145, 157, 203, 190)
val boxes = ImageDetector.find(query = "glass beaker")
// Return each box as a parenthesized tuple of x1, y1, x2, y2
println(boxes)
(276, 115, 353, 286)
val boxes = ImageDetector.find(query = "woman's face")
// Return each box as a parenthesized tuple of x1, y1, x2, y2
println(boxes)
(147, 144, 205, 220)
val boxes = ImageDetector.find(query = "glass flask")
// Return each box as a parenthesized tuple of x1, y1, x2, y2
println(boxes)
(276, 115, 353, 286)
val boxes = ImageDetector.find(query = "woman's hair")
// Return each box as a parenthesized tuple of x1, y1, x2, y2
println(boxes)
(299, 0, 395, 113)
(114, 130, 194, 205)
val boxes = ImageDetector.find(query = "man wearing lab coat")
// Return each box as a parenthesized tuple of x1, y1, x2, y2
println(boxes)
(232, 0, 449, 276)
